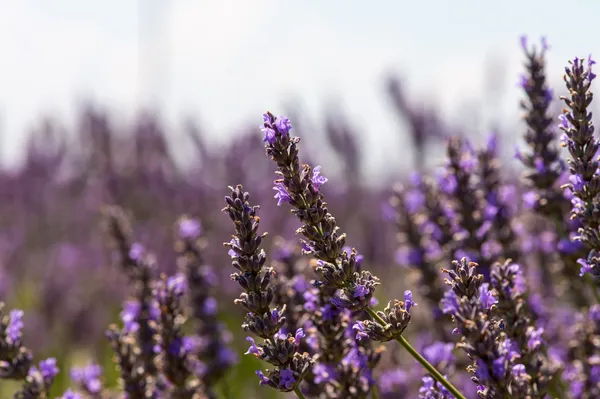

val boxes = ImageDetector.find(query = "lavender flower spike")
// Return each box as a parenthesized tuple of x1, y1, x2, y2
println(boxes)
(560, 55, 600, 283)
(261, 111, 466, 399)
(223, 185, 313, 397)
(0, 303, 33, 381)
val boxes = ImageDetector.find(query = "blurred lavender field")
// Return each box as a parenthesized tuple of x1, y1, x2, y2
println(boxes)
(3, 21, 600, 396)
(0, 72, 456, 397)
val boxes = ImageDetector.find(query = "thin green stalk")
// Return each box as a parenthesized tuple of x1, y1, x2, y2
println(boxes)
(293, 386, 307, 399)
(365, 307, 466, 399)
(371, 384, 379, 399)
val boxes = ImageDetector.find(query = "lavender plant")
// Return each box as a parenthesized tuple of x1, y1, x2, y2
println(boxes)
(260, 111, 466, 398)
(223, 185, 313, 397)
(559, 55, 600, 284)
(4, 33, 600, 399)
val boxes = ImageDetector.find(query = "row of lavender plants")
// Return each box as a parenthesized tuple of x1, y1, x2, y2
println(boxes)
(1, 36, 599, 398)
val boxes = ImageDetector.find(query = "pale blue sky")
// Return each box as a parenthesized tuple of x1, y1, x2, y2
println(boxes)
(0, 0, 598, 176)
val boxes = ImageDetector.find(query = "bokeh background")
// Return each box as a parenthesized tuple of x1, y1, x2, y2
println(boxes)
(0, 0, 598, 397)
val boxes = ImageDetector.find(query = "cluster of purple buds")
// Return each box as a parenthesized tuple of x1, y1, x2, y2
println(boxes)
(442, 258, 547, 398)
(262, 112, 379, 311)
(223, 185, 313, 395)
(69, 363, 104, 396)
(518, 36, 588, 304)
(14, 358, 60, 399)
(0, 304, 33, 381)
(1, 301, 62, 398)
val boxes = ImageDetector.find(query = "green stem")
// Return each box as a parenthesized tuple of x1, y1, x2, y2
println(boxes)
(293, 386, 307, 399)
(371, 384, 379, 399)
(365, 307, 466, 399)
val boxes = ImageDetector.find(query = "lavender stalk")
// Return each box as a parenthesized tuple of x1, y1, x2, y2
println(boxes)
(222, 185, 313, 396)
(261, 111, 466, 399)
(559, 55, 600, 287)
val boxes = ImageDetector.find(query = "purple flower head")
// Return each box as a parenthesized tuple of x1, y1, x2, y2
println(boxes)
(519, 74, 529, 89)
(527, 327, 544, 351)
(558, 113, 571, 129)
(311, 165, 328, 190)
(578, 258, 593, 277)
(274, 116, 292, 135)
(294, 328, 305, 343)
(279, 367, 296, 389)
(227, 237, 239, 257)
(441, 290, 459, 315)
(352, 321, 369, 341)
(120, 300, 141, 333)
(520, 35, 528, 51)
(256, 370, 270, 386)
(512, 364, 526, 378)
(128, 242, 144, 261)
(167, 273, 187, 297)
(534, 157, 545, 173)
(588, 54, 597, 81)
(569, 174, 584, 192)
(262, 114, 292, 144)
(404, 290, 416, 312)
(182, 336, 202, 353)
(354, 284, 369, 299)
(589, 305, 600, 322)
(436, 168, 458, 194)
(273, 182, 291, 206)
(71, 363, 103, 393)
(7, 309, 24, 342)
(478, 283, 497, 310)
(522, 191, 538, 209)
(245, 337, 260, 356)
(178, 218, 202, 239)
(271, 308, 279, 323)
(39, 357, 59, 381)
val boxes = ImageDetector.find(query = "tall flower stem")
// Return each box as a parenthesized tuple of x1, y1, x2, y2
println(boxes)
(365, 307, 466, 399)
(293, 386, 307, 399)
